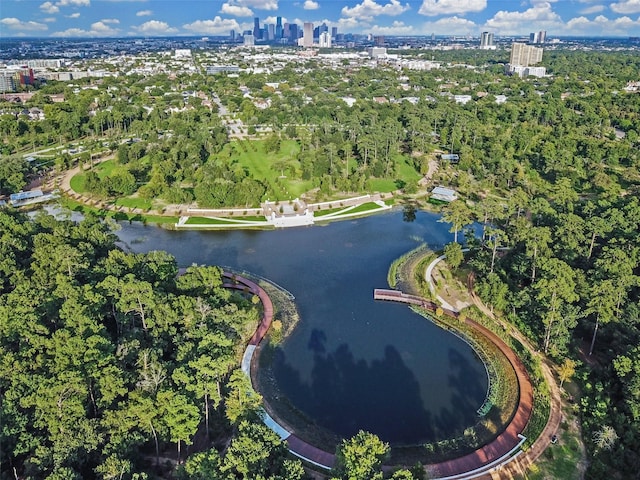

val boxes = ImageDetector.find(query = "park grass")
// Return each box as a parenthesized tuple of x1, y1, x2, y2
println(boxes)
(347, 202, 385, 214)
(59, 197, 177, 225)
(368, 178, 398, 192)
(314, 202, 385, 218)
(226, 139, 313, 200)
(527, 411, 584, 480)
(114, 197, 153, 211)
(184, 216, 268, 225)
(70, 159, 116, 194)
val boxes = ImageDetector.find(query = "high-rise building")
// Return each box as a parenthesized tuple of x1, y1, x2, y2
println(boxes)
(374, 35, 385, 46)
(230, 30, 236, 41)
(510, 42, 543, 66)
(480, 32, 495, 50)
(0, 73, 17, 93)
(529, 31, 546, 44)
(538, 30, 546, 44)
(303, 22, 314, 47)
(319, 32, 332, 48)
(244, 34, 255, 47)
(267, 24, 275, 41)
(276, 17, 283, 39)
(289, 24, 298, 43)
(253, 17, 261, 40)
(331, 26, 338, 38)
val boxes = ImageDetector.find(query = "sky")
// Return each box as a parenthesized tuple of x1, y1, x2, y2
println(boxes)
(1, 0, 640, 38)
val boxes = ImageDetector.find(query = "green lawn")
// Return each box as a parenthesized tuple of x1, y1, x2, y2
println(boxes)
(70, 160, 117, 194)
(114, 197, 153, 211)
(368, 178, 398, 192)
(59, 198, 177, 225)
(347, 202, 385, 214)
(226, 139, 313, 200)
(185, 216, 267, 225)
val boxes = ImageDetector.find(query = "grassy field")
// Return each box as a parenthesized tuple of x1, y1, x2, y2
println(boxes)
(59, 197, 177, 225)
(227, 139, 313, 200)
(114, 197, 153, 211)
(184, 216, 267, 225)
(70, 160, 117, 194)
(527, 405, 584, 480)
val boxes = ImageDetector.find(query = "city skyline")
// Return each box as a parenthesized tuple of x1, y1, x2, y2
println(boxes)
(1, 0, 640, 38)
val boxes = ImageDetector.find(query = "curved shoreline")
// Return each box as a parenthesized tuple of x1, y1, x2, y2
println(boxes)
(232, 266, 539, 479)
(373, 289, 533, 478)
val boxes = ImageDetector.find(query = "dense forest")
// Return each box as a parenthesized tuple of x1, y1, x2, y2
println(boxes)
(0, 209, 312, 479)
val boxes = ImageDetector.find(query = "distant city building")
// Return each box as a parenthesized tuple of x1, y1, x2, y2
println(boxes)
(289, 24, 299, 43)
(530, 31, 547, 44)
(174, 49, 192, 59)
(319, 32, 332, 48)
(267, 24, 275, 41)
(276, 17, 283, 40)
(374, 36, 385, 47)
(510, 43, 543, 66)
(303, 22, 314, 48)
(480, 32, 496, 50)
(230, 30, 236, 41)
(331, 26, 338, 38)
(244, 34, 255, 47)
(253, 17, 261, 40)
(0, 73, 16, 93)
(26, 59, 64, 68)
(507, 65, 547, 78)
(206, 65, 240, 74)
(368, 47, 387, 58)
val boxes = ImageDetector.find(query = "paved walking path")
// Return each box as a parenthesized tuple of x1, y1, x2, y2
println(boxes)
(232, 256, 558, 479)
(375, 289, 533, 479)
(422, 255, 563, 479)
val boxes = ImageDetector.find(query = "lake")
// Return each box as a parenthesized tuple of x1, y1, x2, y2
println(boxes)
(115, 208, 488, 446)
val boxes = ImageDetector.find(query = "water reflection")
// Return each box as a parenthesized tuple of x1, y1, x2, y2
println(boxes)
(114, 209, 488, 445)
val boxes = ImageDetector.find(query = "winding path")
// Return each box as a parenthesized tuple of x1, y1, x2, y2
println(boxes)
(374, 289, 533, 479)
(233, 263, 553, 479)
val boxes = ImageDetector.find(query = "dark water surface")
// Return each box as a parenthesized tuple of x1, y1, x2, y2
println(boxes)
(115, 209, 488, 445)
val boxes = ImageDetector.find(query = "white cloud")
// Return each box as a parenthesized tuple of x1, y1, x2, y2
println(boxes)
(342, 0, 410, 21)
(418, 0, 486, 16)
(335, 16, 368, 30)
(580, 4, 605, 14)
(67, 12, 81, 18)
(0, 17, 48, 31)
(371, 20, 414, 34)
(135, 20, 178, 35)
(611, 0, 640, 14)
(566, 14, 640, 34)
(43, 17, 57, 22)
(304, 0, 320, 10)
(234, 0, 278, 11)
(51, 20, 120, 36)
(136, 10, 152, 17)
(90, 21, 119, 34)
(263, 16, 288, 24)
(100, 18, 120, 24)
(40, 2, 59, 14)
(57, 0, 91, 6)
(484, 3, 563, 34)
(220, 3, 254, 16)
(182, 17, 241, 35)
(51, 28, 89, 36)
(422, 15, 477, 34)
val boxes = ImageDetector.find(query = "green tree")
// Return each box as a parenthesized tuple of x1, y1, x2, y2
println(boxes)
(440, 200, 473, 243)
(333, 430, 389, 480)
(443, 242, 464, 270)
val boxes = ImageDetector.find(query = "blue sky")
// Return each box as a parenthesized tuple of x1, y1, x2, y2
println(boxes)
(1, 1, 639, 38)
